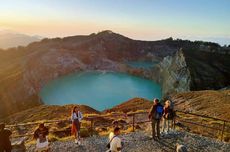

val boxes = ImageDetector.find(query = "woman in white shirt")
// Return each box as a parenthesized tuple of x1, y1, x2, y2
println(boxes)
(71, 106, 83, 145)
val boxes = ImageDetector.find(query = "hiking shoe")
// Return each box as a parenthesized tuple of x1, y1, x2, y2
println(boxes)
(75, 139, 78, 144)
(152, 137, 157, 141)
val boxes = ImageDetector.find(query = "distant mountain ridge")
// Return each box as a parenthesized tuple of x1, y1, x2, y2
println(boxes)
(0, 31, 42, 49)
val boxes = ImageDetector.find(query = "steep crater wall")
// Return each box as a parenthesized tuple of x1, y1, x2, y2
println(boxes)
(0, 31, 179, 118)
(156, 49, 230, 96)
(1, 31, 229, 118)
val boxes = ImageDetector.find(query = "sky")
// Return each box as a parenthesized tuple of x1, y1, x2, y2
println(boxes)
(0, 0, 230, 45)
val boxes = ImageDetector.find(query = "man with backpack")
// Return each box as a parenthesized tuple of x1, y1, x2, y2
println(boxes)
(148, 98, 163, 140)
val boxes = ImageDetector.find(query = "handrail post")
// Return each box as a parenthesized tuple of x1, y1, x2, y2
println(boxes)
(90, 119, 94, 136)
(221, 121, 226, 141)
(173, 111, 176, 130)
(132, 114, 135, 132)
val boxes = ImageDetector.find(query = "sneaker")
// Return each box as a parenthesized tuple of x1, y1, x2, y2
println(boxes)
(160, 134, 163, 138)
(75, 139, 78, 144)
(152, 136, 157, 141)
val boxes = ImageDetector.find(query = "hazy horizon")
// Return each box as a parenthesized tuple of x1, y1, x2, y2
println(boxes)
(1, 0, 230, 45)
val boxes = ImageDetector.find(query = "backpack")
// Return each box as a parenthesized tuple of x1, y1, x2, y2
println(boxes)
(167, 108, 175, 120)
(155, 104, 163, 119)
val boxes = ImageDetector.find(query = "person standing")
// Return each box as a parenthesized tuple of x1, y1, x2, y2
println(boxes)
(33, 123, 49, 152)
(0, 123, 12, 152)
(71, 106, 83, 145)
(108, 127, 122, 152)
(148, 98, 163, 140)
(162, 100, 174, 134)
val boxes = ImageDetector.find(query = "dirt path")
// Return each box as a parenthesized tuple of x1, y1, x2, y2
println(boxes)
(27, 131, 230, 152)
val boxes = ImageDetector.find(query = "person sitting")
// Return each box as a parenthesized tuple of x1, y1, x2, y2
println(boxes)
(0, 123, 12, 152)
(33, 123, 49, 152)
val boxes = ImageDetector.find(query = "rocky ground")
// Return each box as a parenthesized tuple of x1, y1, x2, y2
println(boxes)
(26, 131, 230, 152)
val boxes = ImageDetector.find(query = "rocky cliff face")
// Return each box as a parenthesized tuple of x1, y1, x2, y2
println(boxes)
(156, 48, 230, 96)
(184, 49, 230, 91)
(156, 49, 191, 95)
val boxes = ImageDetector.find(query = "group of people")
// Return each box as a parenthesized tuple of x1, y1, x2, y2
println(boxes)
(0, 106, 83, 152)
(0, 99, 177, 152)
(148, 98, 175, 140)
(105, 98, 175, 152)
(34, 106, 83, 152)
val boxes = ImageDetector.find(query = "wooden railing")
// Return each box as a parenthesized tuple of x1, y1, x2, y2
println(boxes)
(7, 111, 230, 142)
(175, 110, 230, 141)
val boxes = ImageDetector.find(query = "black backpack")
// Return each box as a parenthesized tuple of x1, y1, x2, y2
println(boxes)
(167, 108, 175, 120)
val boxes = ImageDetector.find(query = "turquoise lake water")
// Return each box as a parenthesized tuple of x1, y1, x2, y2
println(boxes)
(126, 61, 158, 69)
(40, 71, 162, 111)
